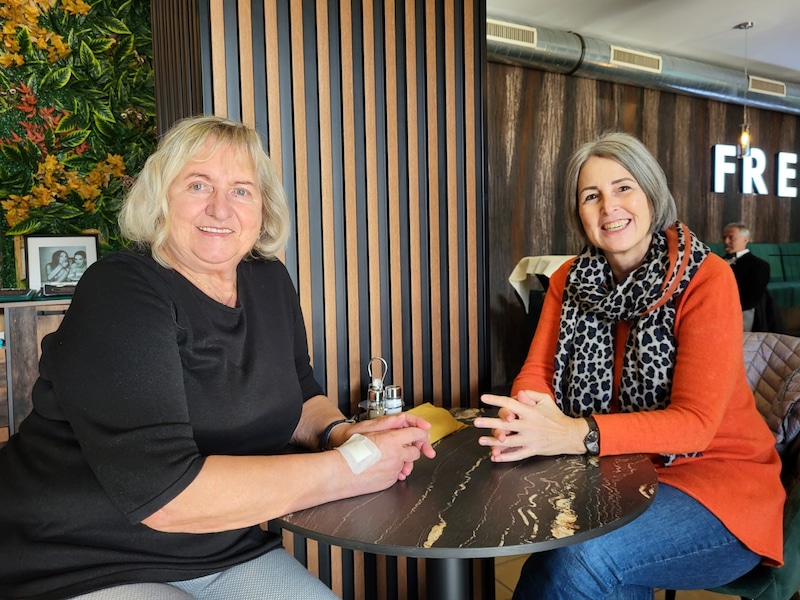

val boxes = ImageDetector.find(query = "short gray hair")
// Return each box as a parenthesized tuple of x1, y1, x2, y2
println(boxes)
(119, 115, 291, 264)
(723, 221, 751, 241)
(564, 132, 677, 245)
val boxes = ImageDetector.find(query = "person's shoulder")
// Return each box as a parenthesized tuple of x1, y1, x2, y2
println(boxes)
(83, 248, 158, 279)
(74, 248, 170, 300)
(241, 256, 291, 278)
(699, 251, 731, 271)
(240, 257, 296, 293)
(743, 250, 770, 267)
(550, 256, 577, 287)
(689, 251, 738, 292)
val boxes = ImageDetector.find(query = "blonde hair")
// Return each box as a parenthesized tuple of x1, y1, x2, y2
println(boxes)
(119, 115, 290, 263)
(564, 132, 677, 245)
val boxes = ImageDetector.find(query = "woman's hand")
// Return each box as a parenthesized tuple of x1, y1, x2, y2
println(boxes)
(332, 413, 437, 480)
(473, 390, 588, 461)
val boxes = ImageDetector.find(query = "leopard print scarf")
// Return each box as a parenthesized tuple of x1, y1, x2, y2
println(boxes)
(552, 221, 709, 466)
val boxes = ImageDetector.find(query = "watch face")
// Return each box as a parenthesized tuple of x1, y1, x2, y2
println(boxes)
(584, 430, 600, 455)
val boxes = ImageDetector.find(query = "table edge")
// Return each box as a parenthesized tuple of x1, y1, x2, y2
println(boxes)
(274, 471, 657, 559)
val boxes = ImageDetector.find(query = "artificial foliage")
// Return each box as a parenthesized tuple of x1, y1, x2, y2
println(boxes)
(0, 0, 156, 287)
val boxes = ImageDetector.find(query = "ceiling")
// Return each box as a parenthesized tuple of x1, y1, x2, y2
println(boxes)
(485, 0, 800, 85)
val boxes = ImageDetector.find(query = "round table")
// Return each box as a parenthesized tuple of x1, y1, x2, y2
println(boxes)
(276, 412, 658, 598)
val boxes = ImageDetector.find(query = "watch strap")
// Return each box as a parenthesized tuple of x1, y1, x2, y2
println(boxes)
(318, 418, 356, 451)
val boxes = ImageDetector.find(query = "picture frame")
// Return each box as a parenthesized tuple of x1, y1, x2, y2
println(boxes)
(24, 234, 100, 293)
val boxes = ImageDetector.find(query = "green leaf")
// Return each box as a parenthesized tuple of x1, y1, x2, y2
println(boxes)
(16, 27, 32, 55)
(114, 35, 135, 61)
(115, 78, 130, 104)
(55, 114, 83, 134)
(59, 129, 91, 148)
(92, 102, 115, 123)
(87, 38, 116, 54)
(6, 219, 47, 236)
(0, 171, 33, 196)
(44, 128, 56, 148)
(95, 17, 132, 36)
(79, 41, 103, 79)
(60, 153, 92, 170)
(93, 115, 119, 139)
(0, 145, 24, 163)
(38, 203, 85, 219)
(40, 67, 73, 90)
(114, 0, 134, 16)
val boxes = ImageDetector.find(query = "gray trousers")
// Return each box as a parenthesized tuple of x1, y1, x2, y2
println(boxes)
(67, 549, 340, 600)
(743, 307, 755, 332)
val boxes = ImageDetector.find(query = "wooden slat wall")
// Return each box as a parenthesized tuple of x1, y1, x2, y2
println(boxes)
(150, 1, 488, 598)
(486, 62, 800, 390)
(188, 0, 487, 415)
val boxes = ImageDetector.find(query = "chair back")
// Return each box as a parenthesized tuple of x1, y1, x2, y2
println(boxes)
(742, 332, 800, 464)
(670, 333, 800, 600)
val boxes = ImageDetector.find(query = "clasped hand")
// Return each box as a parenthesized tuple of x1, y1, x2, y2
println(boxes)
(337, 413, 437, 480)
(474, 390, 586, 461)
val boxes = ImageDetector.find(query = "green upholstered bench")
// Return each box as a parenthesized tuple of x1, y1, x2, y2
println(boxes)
(706, 242, 800, 331)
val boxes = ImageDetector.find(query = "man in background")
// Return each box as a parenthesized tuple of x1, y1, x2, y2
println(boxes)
(722, 222, 772, 331)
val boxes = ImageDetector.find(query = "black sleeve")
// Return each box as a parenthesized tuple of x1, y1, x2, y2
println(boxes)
(39, 255, 204, 523)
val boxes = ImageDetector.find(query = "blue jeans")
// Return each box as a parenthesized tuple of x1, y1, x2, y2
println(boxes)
(513, 483, 761, 600)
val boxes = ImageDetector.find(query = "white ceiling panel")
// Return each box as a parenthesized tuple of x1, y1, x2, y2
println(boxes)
(486, 0, 800, 84)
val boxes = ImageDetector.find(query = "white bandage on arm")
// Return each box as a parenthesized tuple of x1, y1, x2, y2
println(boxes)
(335, 433, 382, 474)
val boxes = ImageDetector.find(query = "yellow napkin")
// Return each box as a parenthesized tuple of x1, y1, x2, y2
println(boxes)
(407, 402, 467, 443)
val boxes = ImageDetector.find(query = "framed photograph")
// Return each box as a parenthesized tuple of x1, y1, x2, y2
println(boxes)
(24, 234, 100, 293)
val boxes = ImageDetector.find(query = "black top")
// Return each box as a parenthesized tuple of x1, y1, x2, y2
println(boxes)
(730, 251, 770, 310)
(0, 250, 323, 600)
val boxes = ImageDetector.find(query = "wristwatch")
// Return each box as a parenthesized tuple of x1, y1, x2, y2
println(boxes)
(583, 415, 600, 456)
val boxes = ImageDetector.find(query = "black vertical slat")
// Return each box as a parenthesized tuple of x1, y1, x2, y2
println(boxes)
(435, 0, 452, 406)
(222, 1, 242, 120)
(300, 0, 327, 384)
(174, 2, 186, 118)
(316, 542, 333, 588)
(392, 0, 414, 398)
(349, 0, 373, 395)
(385, 555, 398, 600)
(363, 552, 378, 598)
(452, 1, 470, 403)
(197, 0, 214, 114)
(414, 0, 434, 402)
(474, 0, 491, 394)
(407, 556, 420, 600)
(325, 0, 353, 410)
(276, 1, 299, 283)
(371, 0, 392, 364)
(340, 547, 355, 600)
(250, 0, 269, 140)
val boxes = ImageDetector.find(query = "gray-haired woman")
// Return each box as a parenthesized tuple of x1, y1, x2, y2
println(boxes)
(476, 132, 783, 599)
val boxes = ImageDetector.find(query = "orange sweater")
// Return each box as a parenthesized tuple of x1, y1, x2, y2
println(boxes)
(512, 254, 784, 566)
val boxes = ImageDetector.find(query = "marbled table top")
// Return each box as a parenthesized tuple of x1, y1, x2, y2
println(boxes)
(277, 412, 658, 559)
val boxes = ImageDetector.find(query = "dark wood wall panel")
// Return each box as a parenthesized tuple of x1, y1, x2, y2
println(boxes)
(487, 61, 800, 391)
